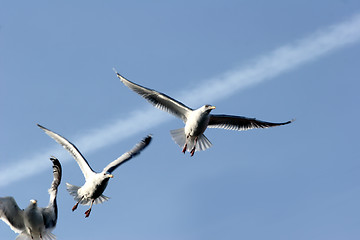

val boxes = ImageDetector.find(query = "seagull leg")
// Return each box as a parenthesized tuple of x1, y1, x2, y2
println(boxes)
(183, 135, 191, 154)
(72, 199, 81, 211)
(84, 199, 94, 218)
(190, 137, 198, 157)
(28, 228, 34, 239)
(182, 143, 187, 154)
(190, 148, 195, 156)
(72, 197, 83, 212)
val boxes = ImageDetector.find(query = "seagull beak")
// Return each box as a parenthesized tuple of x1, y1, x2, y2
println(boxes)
(30, 199, 37, 204)
(109, 174, 114, 178)
(210, 106, 216, 109)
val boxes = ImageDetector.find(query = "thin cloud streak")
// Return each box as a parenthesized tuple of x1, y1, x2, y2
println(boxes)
(1, 14, 360, 187)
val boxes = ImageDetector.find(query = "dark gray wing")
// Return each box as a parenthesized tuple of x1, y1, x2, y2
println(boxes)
(42, 157, 62, 230)
(103, 135, 152, 174)
(208, 114, 293, 131)
(115, 71, 192, 122)
(49, 157, 62, 193)
(0, 197, 25, 233)
(37, 124, 95, 180)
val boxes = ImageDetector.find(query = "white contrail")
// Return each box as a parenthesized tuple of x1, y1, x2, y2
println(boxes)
(1, 14, 360, 188)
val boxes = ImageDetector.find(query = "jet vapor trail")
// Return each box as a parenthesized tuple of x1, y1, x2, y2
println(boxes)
(1, 14, 360, 187)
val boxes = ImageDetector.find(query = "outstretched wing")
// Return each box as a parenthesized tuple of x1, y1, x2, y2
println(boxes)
(115, 70, 192, 122)
(42, 157, 62, 230)
(208, 114, 293, 131)
(37, 124, 95, 180)
(0, 197, 25, 233)
(48, 157, 62, 195)
(103, 135, 152, 174)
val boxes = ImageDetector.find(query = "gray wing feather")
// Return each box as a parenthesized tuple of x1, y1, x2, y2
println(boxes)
(208, 114, 293, 131)
(103, 135, 152, 174)
(115, 71, 192, 122)
(48, 157, 62, 194)
(42, 157, 62, 230)
(37, 124, 95, 180)
(0, 197, 25, 233)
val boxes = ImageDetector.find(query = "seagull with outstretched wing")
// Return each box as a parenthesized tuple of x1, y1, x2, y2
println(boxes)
(114, 70, 293, 156)
(0, 157, 62, 240)
(37, 124, 152, 218)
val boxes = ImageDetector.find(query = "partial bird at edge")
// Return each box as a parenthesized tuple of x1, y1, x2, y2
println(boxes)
(0, 157, 62, 240)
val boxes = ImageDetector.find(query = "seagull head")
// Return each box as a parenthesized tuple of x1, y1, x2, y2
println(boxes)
(29, 199, 38, 207)
(202, 105, 216, 113)
(104, 172, 114, 179)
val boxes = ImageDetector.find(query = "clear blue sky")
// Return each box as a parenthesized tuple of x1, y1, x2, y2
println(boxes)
(1, 1, 360, 239)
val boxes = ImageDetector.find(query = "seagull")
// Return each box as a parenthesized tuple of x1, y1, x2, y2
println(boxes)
(0, 157, 62, 240)
(114, 70, 293, 156)
(37, 124, 152, 218)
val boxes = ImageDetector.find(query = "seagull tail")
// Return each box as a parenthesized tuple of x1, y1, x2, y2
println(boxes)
(41, 231, 56, 240)
(66, 183, 82, 202)
(170, 128, 212, 152)
(170, 128, 186, 148)
(94, 194, 110, 205)
(15, 231, 55, 240)
(195, 134, 212, 152)
(16, 232, 31, 240)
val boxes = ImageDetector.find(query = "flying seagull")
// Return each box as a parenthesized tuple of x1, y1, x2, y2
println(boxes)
(37, 124, 152, 218)
(0, 157, 62, 240)
(114, 70, 293, 156)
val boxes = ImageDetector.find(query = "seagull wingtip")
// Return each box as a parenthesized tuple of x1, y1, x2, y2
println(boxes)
(113, 67, 124, 80)
(112, 67, 118, 74)
(144, 134, 153, 144)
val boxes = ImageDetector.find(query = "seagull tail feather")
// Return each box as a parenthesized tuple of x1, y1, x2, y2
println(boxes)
(42, 231, 56, 240)
(16, 232, 30, 240)
(170, 128, 186, 148)
(196, 134, 212, 152)
(66, 183, 82, 201)
(94, 194, 110, 205)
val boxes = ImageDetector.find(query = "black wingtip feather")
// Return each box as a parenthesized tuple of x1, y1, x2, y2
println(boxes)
(144, 135, 153, 145)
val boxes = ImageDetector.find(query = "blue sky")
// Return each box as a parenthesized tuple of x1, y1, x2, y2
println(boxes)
(1, 1, 360, 239)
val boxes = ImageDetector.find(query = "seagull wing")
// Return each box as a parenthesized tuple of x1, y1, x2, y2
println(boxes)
(37, 124, 95, 180)
(41, 157, 62, 230)
(103, 135, 152, 174)
(115, 71, 192, 122)
(48, 157, 62, 196)
(208, 114, 293, 131)
(0, 197, 25, 234)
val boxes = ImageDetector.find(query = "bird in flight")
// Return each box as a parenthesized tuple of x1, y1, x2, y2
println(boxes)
(37, 124, 152, 218)
(114, 70, 293, 156)
(0, 157, 62, 240)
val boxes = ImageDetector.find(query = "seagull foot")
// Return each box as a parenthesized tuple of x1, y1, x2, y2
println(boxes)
(182, 144, 187, 154)
(190, 148, 195, 157)
(72, 202, 79, 211)
(84, 208, 92, 218)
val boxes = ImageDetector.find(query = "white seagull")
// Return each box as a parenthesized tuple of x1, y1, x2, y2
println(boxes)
(37, 124, 152, 218)
(0, 157, 62, 240)
(114, 70, 293, 156)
